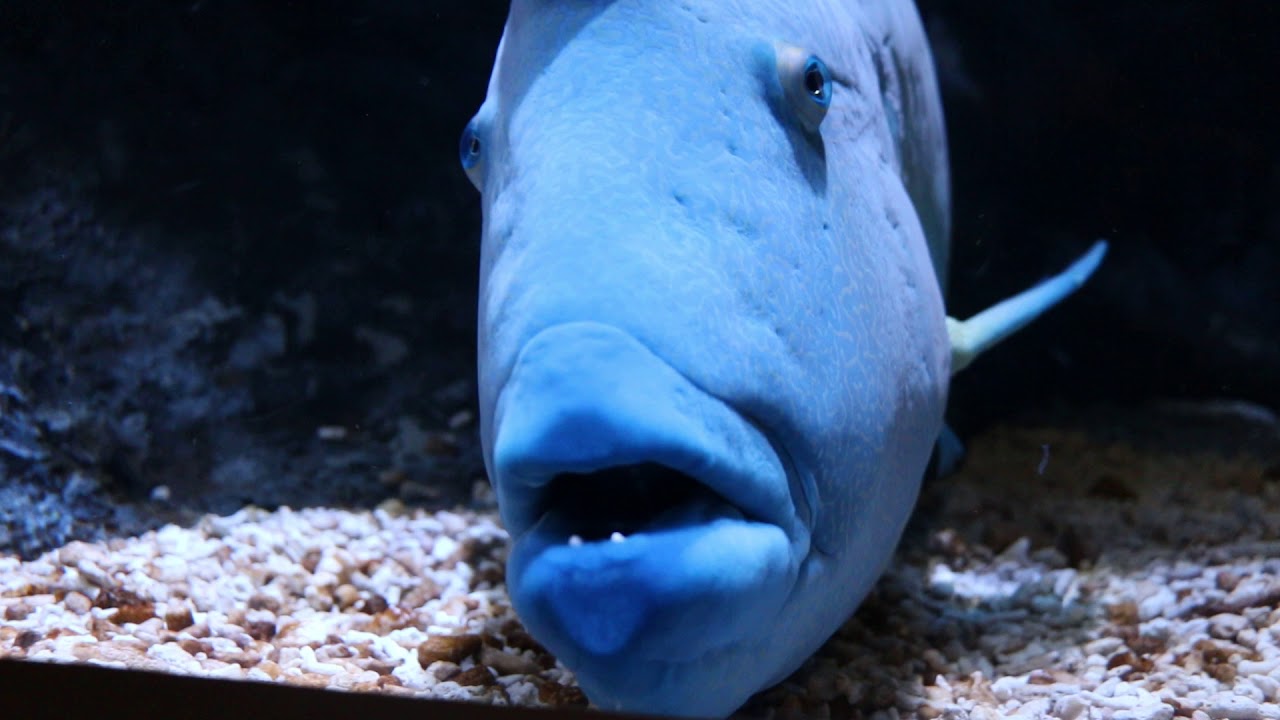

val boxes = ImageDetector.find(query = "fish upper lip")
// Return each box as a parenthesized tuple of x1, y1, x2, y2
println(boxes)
(491, 321, 808, 550)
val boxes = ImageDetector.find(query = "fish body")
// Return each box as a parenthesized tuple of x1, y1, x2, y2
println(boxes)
(461, 2, 1104, 716)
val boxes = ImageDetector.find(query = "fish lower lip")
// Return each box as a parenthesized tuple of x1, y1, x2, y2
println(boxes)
(508, 501, 794, 662)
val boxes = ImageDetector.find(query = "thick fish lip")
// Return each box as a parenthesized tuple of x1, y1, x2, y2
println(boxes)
(490, 322, 808, 666)
(490, 321, 806, 549)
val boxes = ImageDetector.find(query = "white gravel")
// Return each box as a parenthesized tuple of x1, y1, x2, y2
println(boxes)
(2, 406, 1279, 718)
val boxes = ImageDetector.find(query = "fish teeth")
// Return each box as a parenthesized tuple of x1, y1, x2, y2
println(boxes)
(566, 532, 627, 546)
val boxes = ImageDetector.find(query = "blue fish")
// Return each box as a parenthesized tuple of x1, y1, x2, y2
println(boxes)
(460, 1, 1105, 716)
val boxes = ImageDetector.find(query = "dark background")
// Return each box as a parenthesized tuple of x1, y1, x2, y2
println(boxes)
(1, 1, 1276, 557)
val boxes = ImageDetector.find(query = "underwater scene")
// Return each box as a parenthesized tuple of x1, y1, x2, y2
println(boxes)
(1, 2, 1278, 718)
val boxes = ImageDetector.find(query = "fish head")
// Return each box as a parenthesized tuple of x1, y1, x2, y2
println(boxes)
(462, 1, 949, 715)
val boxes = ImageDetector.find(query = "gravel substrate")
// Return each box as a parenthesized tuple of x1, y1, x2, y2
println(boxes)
(2, 404, 1279, 719)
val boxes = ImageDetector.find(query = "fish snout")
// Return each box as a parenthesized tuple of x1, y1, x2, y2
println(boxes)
(490, 321, 804, 668)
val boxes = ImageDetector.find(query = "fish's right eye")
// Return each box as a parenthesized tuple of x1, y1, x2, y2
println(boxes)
(459, 121, 485, 189)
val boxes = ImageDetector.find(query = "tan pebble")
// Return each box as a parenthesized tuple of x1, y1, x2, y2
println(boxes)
(417, 634, 482, 665)
(1107, 601, 1140, 625)
(432, 661, 461, 681)
(245, 620, 276, 641)
(357, 659, 400, 675)
(401, 576, 442, 604)
(94, 644, 146, 664)
(111, 601, 156, 625)
(246, 595, 281, 612)
(256, 660, 283, 679)
(72, 643, 101, 662)
(300, 549, 322, 574)
(440, 595, 477, 617)
(5, 602, 33, 621)
(64, 591, 93, 614)
(282, 672, 331, 689)
(502, 629, 546, 655)
(15, 630, 41, 649)
(165, 608, 195, 631)
(348, 680, 383, 693)
(376, 674, 403, 689)
(316, 645, 354, 661)
(917, 704, 943, 720)
(180, 639, 214, 657)
(359, 594, 389, 615)
(1219, 571, 1244, 592)
(453, 665, 496, 687)
(221, 652, 263, 669)
(334, 584, 360, 610)
(479, 644, 541, 676)
(535, 680, 588, 707)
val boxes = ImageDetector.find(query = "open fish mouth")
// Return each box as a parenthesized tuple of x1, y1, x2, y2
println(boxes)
(490, 321, 804, 549)
(489, 322, 808, 662)
(540, 463, 742, 544)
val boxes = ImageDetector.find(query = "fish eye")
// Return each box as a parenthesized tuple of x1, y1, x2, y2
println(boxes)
(459, 121, 484, 189)
(774, 43, 832, 134)
(803, 57, 831, 106)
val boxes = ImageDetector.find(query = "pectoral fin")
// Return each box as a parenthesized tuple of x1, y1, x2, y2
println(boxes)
(947, 240, 1108, 374)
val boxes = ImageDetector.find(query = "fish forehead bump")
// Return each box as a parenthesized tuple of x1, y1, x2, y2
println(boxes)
(480, 0, 949, 274)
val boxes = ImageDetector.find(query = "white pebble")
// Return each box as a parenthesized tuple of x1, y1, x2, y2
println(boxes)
(432, 536, 459, 561)
(1113, 701, 1174, 720)
(1240, 657, 1280, 676)
(1205, 694, 1273, 720)
(1211, 613, 1251, 640)
(298, 646, 347, 676)
(146, 642, 203, 674)
(1054, 695, 1089, 720)
(1251, 675, 1280, 702)
(1139, 586, 1178, 620)
(990, 675, 1028, 701)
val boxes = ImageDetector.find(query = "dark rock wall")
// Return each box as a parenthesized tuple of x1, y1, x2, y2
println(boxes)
(919, 1, 1280, 429)
(0, 1, 1275, 555)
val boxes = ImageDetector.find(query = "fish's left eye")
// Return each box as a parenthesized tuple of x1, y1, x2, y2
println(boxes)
(774, 43, 833, 134)
(459, 121, 484, 190)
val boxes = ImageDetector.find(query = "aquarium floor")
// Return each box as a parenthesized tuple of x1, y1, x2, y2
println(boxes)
(2, 402, 1279, 719)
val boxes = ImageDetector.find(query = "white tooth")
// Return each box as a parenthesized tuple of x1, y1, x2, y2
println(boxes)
(568, 535, 584, 547)
(610, 532, 626, 543)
